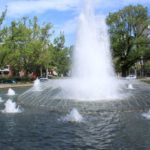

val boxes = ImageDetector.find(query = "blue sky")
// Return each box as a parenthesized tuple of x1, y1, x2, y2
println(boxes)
(0, 0, 150, 46)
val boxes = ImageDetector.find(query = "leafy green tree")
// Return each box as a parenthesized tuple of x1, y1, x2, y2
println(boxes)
(29, 18, 53, 76)
(54, 32, 65, 50)
(51, 32, 70, 76)
(0, 14, 70, 78)
(2, 16, 53, 76)
(144, 61, 150, 76)
(0, 8, 7, 67)
(107, 5, 150, 76)
(0, 8, 7, 42)
(3, 19, 32, 71)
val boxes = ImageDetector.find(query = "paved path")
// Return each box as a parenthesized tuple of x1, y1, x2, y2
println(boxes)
(0, 83, 33, 89)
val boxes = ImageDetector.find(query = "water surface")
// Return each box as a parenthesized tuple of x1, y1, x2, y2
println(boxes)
(0, 86, 150, 150)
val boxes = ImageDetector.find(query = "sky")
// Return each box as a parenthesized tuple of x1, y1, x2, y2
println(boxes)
(0, 0, 150, 46)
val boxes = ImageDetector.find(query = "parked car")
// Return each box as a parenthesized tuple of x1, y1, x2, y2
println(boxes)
(39, 77, 48, 82)
(126, 75, 137, 80)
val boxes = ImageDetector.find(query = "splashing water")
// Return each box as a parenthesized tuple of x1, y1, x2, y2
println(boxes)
(7, 88, 16, 96)
(1, 99, 22, 113)
(61, 108, 83, 123)
(70, 0, 121, 99)
(32, 78, 42, 91)
(142, 110, 150, 119)
(0, 97, 4, 103)
(127, 84, 134, 90)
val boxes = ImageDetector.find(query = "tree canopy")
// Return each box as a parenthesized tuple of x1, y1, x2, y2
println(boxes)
(107, 5, 150, 76)
(0, 13, 71, 77)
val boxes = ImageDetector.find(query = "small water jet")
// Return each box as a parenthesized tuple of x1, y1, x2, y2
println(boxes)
(1, 99, 22, 113)
(127, 84, 134, 90)
(0, 97, 4, 103)
(7, 88, 16, 96)
(142, 110, 150, 119)
(32, 78, 42, 91)
(61, 108, 83, 123)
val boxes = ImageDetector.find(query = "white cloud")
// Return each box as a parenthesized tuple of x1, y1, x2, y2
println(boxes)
(0, 0, 149, 46)
(122, 0, 150, 4)
(55, 0, 150, 36)
(98, 0, 150, 10)
(1, 0, 149, 18)
(3, 0, 80, 17)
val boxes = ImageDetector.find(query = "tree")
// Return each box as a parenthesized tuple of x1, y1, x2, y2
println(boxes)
(3, 19, 32, 71)
(0, 14, 71, 78)
(0, 8, 7, 67)
(107, 5, 150, 76)
(2, 16, 53, 76)
(51, 32, 70, 76)
(0, 8, 7, 42)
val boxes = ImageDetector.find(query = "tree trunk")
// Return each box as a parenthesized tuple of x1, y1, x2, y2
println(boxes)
(121, 66, 127, 77)
(46, 68, 49, 78)
(40, 67, 43, 77)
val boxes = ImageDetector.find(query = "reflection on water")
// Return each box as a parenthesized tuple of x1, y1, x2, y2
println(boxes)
(0, 106, 150, 150)
(0, 108, 119, 149)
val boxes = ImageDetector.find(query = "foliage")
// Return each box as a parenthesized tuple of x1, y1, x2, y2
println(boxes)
(50, 32, 70, 76)
(0, 8, 7, 67)
(144, 61, 150, 75)
(0, 14, 71, 77)
(107, 5, 150, 76)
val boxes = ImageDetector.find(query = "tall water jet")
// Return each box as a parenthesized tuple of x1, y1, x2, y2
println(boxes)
(71, 0, 120, 99)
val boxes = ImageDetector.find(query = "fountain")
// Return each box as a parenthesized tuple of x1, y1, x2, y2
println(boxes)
(7, 88, 16, 96)
(32, 78, 42, 91)
(127, 83, 134, 90)
(60, 108, 83, 123)
(18, 0, 150, 112)
(71, 0, 121, 100)
(1, 99, 22, 113)
(18, 0, 125, 109)
(0, 97, 4, 103)
(142, 110, 150, 119)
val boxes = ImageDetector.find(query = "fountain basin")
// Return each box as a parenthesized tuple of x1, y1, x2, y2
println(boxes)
(18, 80, 150, 113)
